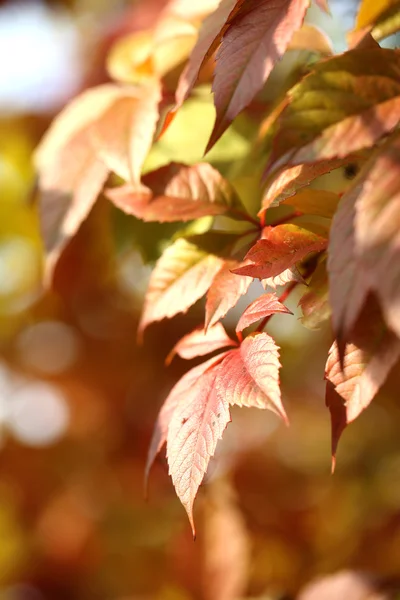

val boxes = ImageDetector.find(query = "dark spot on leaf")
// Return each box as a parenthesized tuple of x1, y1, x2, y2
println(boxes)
(217, 413, 220, 418)
(343, 163, 359, 180)
(182, 417, 188, 425)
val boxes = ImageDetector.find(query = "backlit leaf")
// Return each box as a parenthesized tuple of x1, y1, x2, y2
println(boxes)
(266, 48, 400, 173)
(145, 352, 229, 489)
(233, 224, 327, 280)
(106, 162, 238, 221)
(288, 23, 333, 55)
(166, 322, 237, 364)
(236, 293, 292, 334)
(281, 188, 339, 218)
(207, 0, 309, 150)
(215, 332, 288, 422)
(356, 0, 398, 29)
(325, 299, 400, 468)
(262, 265, 305, 289)
(205, 260, 253, 331)
(299, 256, 330, 329)
(167, 364, 231, 535)
(139, 239, 224, 335)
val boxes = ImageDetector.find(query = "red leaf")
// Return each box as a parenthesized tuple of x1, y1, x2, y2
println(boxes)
(166, 322, 237, 364)
(354, 132, 400, 339)
(325, 299, 400, 470)
(139, 239, 224, 336)
(203, 480, 249, 600)
(207, 0, 309, 150)
(236, 293, 292, 333)
(205, 260, 253, 331)
(145, 352, 229, 491)
(167, 364, 231, 536)
(216, 332, 288, 422)
(233, 224, 327, 280)
(106, 162, 238, 222)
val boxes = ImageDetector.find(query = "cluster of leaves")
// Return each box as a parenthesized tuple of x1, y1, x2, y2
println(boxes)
(36, 0, 400, 534)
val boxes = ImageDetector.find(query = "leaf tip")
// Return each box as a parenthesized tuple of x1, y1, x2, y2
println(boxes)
(331, 453, 336, 475)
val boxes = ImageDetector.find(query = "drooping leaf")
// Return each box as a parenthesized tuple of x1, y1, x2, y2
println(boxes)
(265, 48, 400, 174)
(205, 260, 253, 331)
(207, 0, 309, 150)
(139, 238, 224, 335)
(325, 299, 400, 468)
(233, 224, 327, 280)
(166, 322, 237, 364)
(299, 255, 330, 329)
(354, 132, 400, 339)
(167, 364, 231, 535)
(288, 23, 333, 55)
(203, 480, 249, 600)
(106, 162, 239, 222)
(262, 157, 359, 209)
(215, 332, 288, 422)
(262, 265, 305, 289)
(281, 188, 340, 219)
(235, 293, 292, 333)
(145, 352, 229, 489)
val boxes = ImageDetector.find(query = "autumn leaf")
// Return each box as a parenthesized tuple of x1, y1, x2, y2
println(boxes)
(207, 0, 309, 150)
(145, 352, 230, 490)
(166, 322, 237, 364)
(139, 239, 224, 336)
(262, 265, 305, 290)
(235, 293, 292, 334)
(325, 299, 400, 469)
(356, 0, 399, 30)
(299, 256, 330, 329)
(203, 480, 249, 600)
(233, 224, 327, 280)
(265, 48, 400, 174)
(288, 23, 333, 56)
(205, 260, 253, 331)
(215, 332, 288, 422)
(281, 188, 340, 219)
(106, 162, 240, 222)
(167, 364, 231, 536)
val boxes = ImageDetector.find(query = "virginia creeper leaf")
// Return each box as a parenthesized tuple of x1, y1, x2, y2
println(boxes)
(207, 0, 309, 150)
(235, 293, 292, 333)
(354, 132, 400, 339)
(325, 299, 400, 468)
(215, 332, 288, 422)
(281, 188, 340, 219)
(299, 256, 330, 329)
(356, 0, 398, 30)
(106, 162, 239, 222)
(167, 364, 231, 536)
(262, 265, 305, 289)
(233, 224, 327, 280)
(166, 322, 237, 364)
(205, 259, 253, 331)
(139, 239, 224, 335)
(266, 48, 400, 174)
(288, 23, 333, 56)
(145, 352, 229, 490)
(203, 480, 249, 600)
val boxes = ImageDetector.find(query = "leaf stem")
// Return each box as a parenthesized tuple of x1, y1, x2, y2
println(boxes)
(230, 209, 261, 228)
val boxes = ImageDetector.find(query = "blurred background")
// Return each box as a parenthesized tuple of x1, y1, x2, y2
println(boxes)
(1, 0, 400, 598)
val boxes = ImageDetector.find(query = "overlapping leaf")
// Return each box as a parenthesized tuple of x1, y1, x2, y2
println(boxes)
(205, 260, 253, 331)
(325, 299, 400, 468)
(145, 352, 229, 489)
(281, 188, 340, 219)
(287, 23, 333, 55)
(266, 48, 400, 174)
(262, 265, 305, 289)
(299, 256, 330, 329)
(207, 0, 309, 150)
(355, 0, 400, 37)
(235, 293, 292, 333)
(106, 162, 239, 222)
(215, 332, 288, 421)
(166, 322, 237, 364)
(233, 224, 327, 280)
(167, 365, 231, 536)
(139, 239, 224, 335)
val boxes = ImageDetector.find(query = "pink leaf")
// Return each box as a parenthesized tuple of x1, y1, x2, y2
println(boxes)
(166, 322, 237, 364)
(236, 293, 292, 333)
(145, 352, 230, 490)
(216, 332, 288, 422)
(167, 364, 231, 536)
(207, 0, 309, 150)
(233, 225, 327, 280)
(106, 162, 237, 222)
(139, 238, 224, 336)
(205, 260, 253, 331)
(325, 299, 400, 469)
